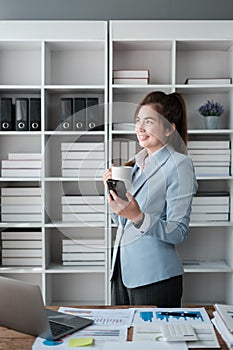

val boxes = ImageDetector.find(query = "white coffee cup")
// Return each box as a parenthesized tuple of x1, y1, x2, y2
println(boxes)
(111, 166, 132, 191)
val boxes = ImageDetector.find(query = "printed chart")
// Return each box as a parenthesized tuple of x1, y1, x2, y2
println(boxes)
(133, 308, 207, 325)
(132, 308, 220, 348)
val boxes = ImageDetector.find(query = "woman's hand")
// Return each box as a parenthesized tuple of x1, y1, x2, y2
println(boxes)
(108, 191, 143, 222)
(102, 167, 112, 187)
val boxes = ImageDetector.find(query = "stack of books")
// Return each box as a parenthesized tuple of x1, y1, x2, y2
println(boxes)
(191, 192, 230, 222)
(185, 77, 232, 85)
(112, 140, 137, 166)
(1, 230, 42, 266)
(113, 123, 134, 131)
(188, 140, 231, 176)
(212, 304, 233, 349)
(61, 142, 105, 178)
(1, 187, 42, 222)
(1, 153, 42, 178)
(62, 239, 105, 266)
(61, 195, 105, 223)
(113, 69, 150, 85)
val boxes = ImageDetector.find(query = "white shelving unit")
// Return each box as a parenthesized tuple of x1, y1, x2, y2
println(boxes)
(0, 21, 108, 305)
(109, 20, 233, 305)
(1, 20, 233, 307)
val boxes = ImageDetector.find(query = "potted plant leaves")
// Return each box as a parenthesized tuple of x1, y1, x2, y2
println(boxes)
(198, 99, 224, 129)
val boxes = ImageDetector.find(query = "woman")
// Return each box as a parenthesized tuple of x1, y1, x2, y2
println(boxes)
(103, 91, 197, 307)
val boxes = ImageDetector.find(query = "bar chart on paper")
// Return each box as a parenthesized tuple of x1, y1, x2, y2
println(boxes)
(132, 308, 220, 348)
(132, 308, 209, 325)
(155, 311, 204, 323)
(58, 307, 134, 327)
(137, 310, 204, 324)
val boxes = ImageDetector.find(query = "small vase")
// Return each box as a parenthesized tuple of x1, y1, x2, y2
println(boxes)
(204, 116, 219, 129)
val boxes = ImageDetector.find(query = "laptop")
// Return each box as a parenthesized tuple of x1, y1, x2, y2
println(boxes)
(0, 276, 93, 340)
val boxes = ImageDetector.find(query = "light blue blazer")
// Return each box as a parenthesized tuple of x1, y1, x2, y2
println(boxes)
(110, 145, 198, 288)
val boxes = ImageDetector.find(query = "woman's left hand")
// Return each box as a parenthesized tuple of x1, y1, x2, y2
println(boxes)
(108, 191, 142, 222)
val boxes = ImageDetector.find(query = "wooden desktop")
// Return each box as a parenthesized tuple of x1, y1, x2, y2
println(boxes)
(0, 305, 228, 350)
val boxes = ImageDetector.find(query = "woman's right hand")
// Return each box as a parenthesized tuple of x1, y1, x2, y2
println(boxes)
(102, 167, 112, 187)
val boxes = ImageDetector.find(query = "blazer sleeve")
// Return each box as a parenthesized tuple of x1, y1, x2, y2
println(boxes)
(146, 156, 198, 244)
(111, 212, 120, 226)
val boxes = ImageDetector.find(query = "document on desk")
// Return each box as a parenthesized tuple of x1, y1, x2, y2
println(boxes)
(102, 341, 188, 350)
(212, 311, 233, 349)
(32, 325, 128, 349)
(58, 306, 135, 327)
(131, 307, 220, 348)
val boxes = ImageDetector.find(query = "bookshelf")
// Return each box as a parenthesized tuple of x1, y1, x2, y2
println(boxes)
(0, 21, 108, 305)
(109, 20, 233, 305)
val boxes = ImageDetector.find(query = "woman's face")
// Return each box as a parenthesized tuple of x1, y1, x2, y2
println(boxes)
(135, 105, 171, 154)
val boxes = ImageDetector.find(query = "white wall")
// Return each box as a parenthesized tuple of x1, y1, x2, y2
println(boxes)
(0, 0, 232, 20)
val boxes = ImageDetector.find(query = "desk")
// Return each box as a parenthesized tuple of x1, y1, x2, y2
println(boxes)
(0, 306, 228, 350)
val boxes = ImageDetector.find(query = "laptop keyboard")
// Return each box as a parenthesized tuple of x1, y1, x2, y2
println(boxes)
(49, 320, 74, 337)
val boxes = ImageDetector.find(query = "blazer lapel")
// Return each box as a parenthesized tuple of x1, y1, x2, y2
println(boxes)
(132, 145, 173, 197)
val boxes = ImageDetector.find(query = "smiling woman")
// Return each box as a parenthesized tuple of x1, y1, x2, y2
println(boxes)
(134, 91, 188, 154)
(135, 105, 175, 153)
(102, 91, 198, 307)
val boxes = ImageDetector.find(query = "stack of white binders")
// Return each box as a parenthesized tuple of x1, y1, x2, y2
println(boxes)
(61, 195, 105, 223)
(1, 187, 42, 222)
(188, 140, 231, 176)
(113, 69, 150, 85)
(62, 239, 105, 266)
(1, 153, 42, 177)
(191, 192, 230, 222)
(1, 230, 42, 266)
(61, 142, 105, 178)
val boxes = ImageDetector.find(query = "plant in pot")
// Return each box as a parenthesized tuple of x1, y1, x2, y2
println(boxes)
(198, 99, 224, 129)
